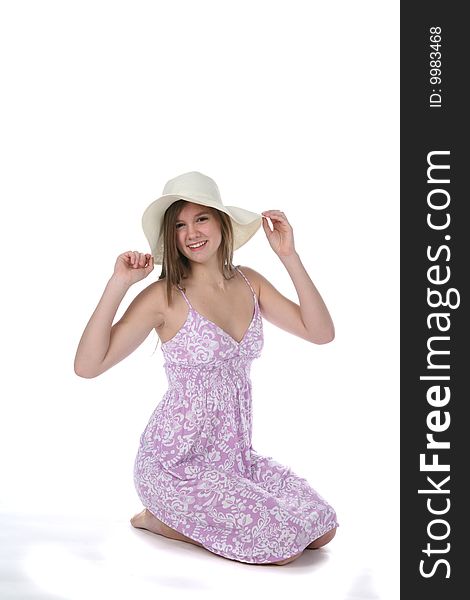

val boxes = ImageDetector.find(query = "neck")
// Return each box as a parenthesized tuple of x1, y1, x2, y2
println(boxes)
(187, 260, 234, 291)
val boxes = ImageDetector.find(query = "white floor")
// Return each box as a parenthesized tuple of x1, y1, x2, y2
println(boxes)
(1, 511, 398, 600)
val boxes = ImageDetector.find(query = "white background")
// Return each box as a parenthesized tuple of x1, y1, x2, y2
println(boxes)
(0, 1, 399, 599)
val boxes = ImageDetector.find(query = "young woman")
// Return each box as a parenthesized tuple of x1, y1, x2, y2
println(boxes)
(74, 171, 339, 566)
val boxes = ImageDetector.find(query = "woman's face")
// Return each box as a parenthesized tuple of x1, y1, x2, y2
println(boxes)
(175, 202, 222, 262)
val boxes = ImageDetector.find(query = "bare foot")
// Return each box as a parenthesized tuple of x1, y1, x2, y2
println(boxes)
(130, 508, 203, 548)
(305, 527, 337, 549)
(130, 508, 155, 531)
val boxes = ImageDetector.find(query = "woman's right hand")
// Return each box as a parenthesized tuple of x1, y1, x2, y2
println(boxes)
(112, 251, 154, 286)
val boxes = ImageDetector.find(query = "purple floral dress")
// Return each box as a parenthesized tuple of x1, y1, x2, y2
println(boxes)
(133, 266, 339, 564)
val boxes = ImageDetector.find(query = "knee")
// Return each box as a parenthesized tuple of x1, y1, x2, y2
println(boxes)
(309, 527, 337, 549)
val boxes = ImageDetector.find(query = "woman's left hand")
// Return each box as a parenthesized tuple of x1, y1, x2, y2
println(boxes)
(261, 210, 296, 258)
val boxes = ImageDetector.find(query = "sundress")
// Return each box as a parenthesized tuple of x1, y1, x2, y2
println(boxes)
(133, 265, 339, 564)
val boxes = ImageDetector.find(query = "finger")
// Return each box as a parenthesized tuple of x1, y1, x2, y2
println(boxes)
(262, 211, 286, 220)
(263, 218, 273, 232)
(131, 251, 140, 268)
(265, 214, 287, 222)
(138, 253, 150, 268)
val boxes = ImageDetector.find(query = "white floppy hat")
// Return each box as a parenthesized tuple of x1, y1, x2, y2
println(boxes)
(142, 171, 262, 265)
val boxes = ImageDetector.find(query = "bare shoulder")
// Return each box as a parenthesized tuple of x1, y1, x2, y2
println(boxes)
(132, 278, 173, 328)
(237, 264, 288, 314)
(236, 265, 263, 298)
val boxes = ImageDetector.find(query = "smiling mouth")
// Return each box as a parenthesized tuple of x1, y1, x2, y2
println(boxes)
(187, 240, 208, 249)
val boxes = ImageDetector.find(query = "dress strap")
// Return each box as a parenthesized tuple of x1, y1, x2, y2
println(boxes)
(235, 265, 256, 298)
(176, 284, 193, 310)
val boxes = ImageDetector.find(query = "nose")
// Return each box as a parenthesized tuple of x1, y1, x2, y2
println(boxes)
(186, 222, 203, 239)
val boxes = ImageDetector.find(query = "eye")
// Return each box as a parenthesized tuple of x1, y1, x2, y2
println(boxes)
(175, 216, 208, 229)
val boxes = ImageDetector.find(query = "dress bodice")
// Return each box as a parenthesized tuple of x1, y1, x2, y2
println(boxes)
(160, 266, 264, 369)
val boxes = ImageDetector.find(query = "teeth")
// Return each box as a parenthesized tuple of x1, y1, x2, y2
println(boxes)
(188, 241, 206, 248)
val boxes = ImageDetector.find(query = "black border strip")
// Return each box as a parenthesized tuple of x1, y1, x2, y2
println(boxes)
(401, 2, 466, 596)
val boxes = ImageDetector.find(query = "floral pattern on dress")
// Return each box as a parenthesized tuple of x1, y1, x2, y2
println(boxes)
(133, 266, 339, 564)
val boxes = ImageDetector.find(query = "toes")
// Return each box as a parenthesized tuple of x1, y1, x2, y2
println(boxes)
(130, 509, 147, 528)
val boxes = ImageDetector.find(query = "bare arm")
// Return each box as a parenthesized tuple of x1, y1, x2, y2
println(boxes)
(241, 253, 335, 344)
(278, 252, 334, 344)
(74, 251, 159, 378)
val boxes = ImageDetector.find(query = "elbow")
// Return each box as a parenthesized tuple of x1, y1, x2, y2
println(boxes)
(74, 362, 99, 379)
(74, 369, 96, 379)
(311, 336, 335, 345)
(309, 328, 335, 345)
